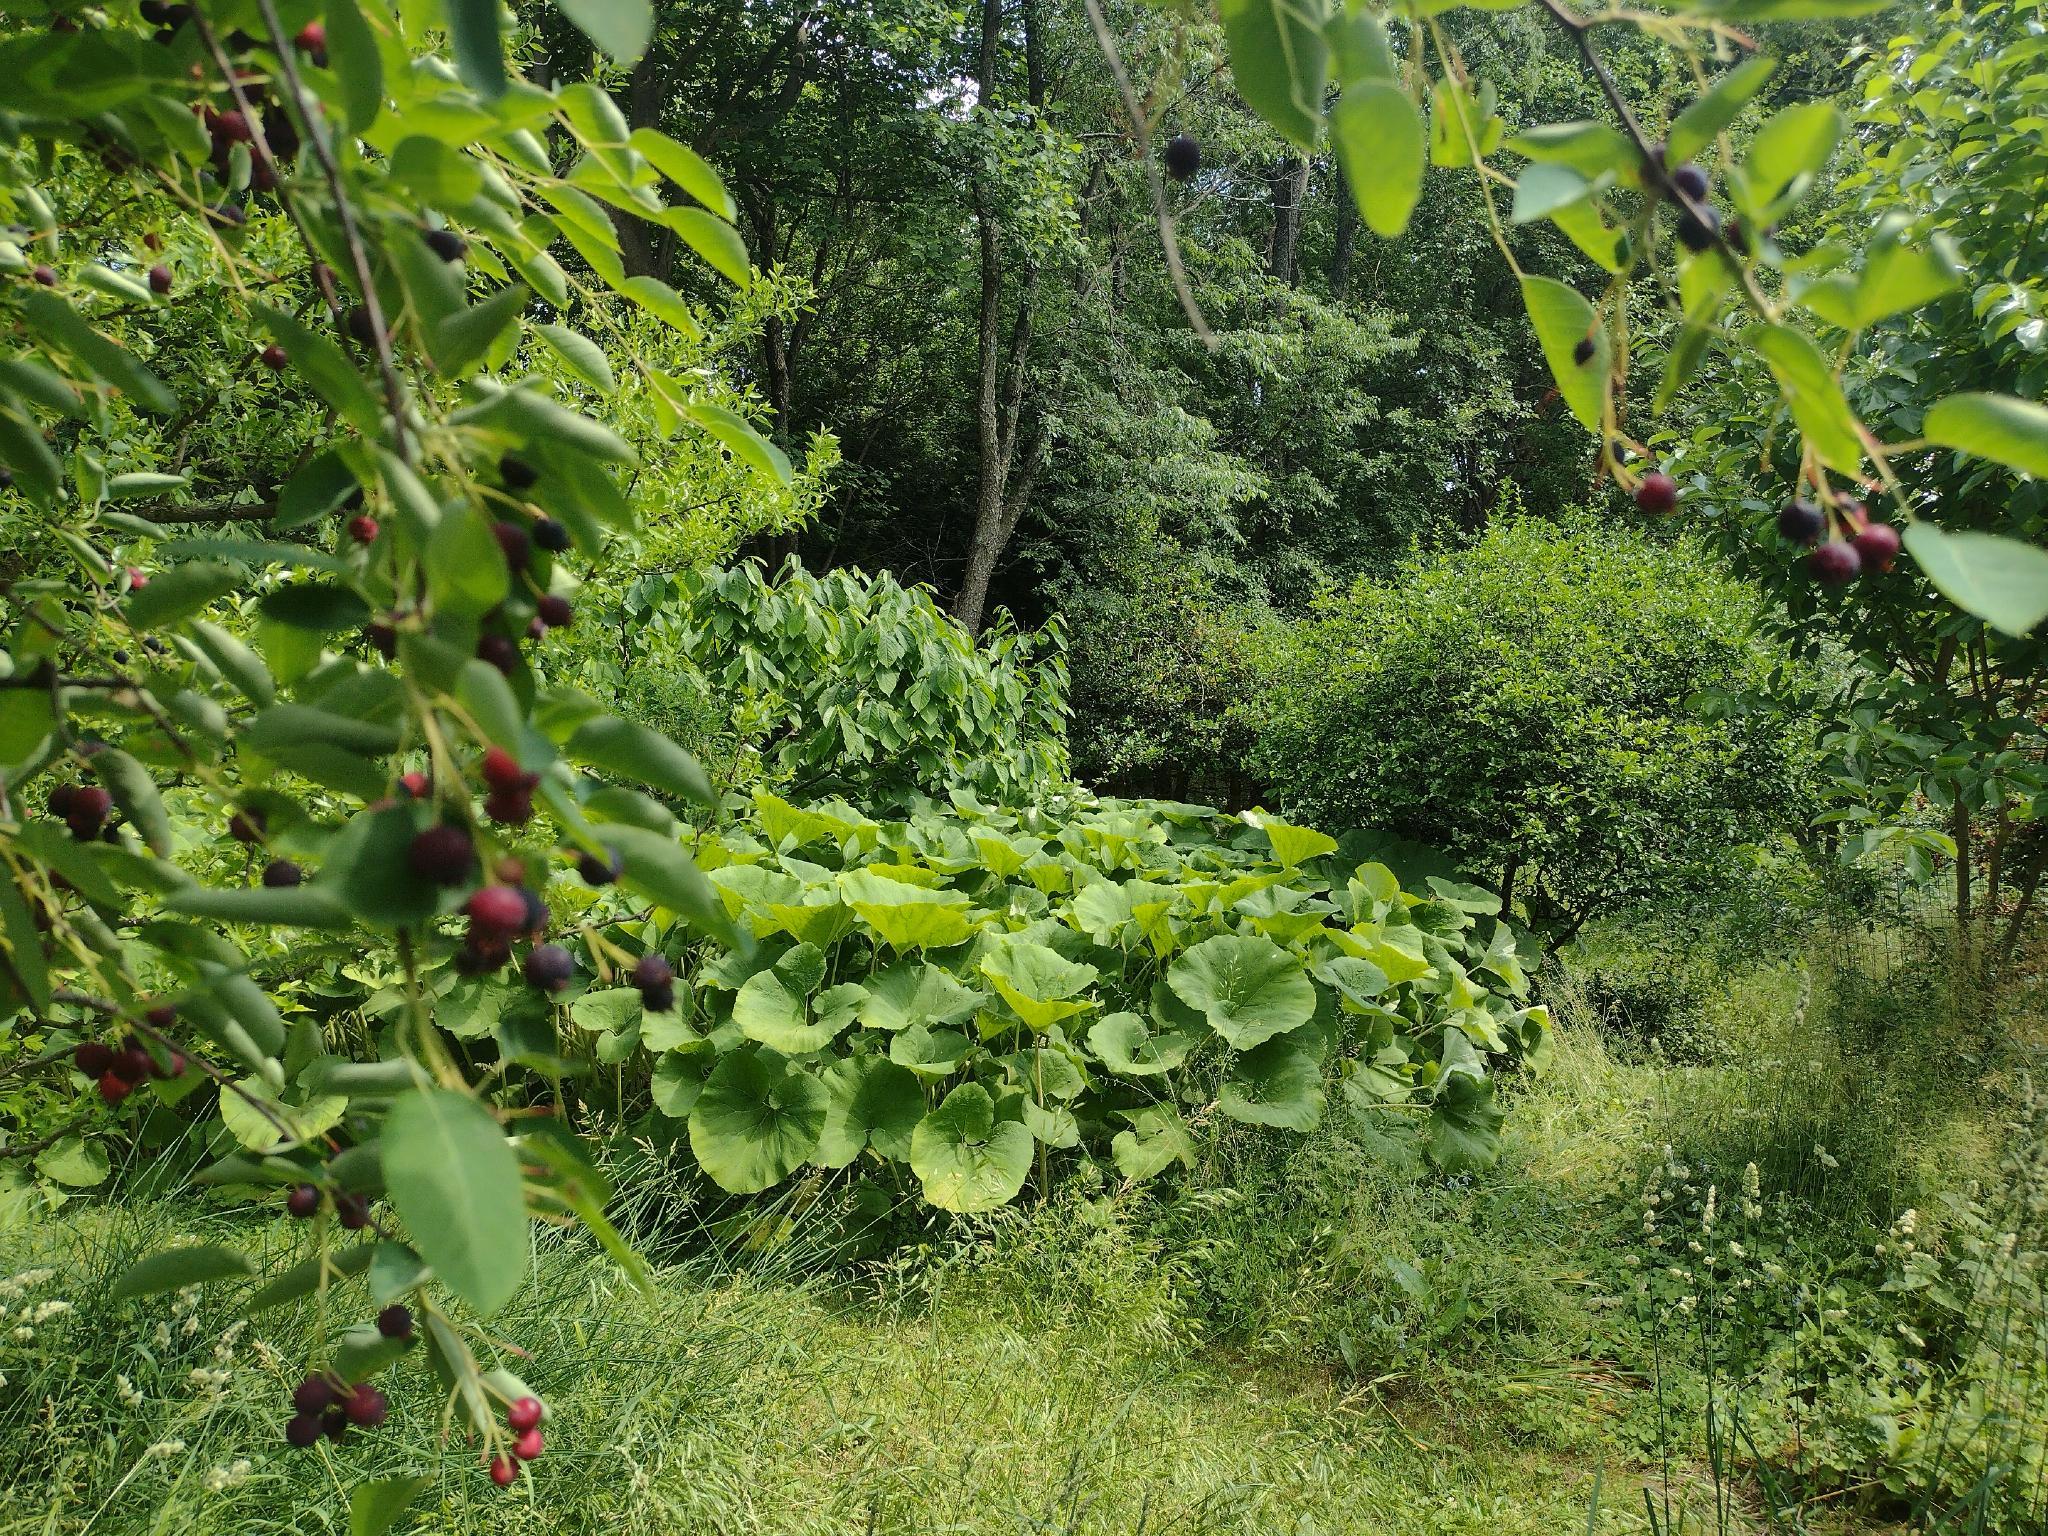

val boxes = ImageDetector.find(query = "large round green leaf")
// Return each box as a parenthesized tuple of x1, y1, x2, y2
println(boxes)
(979, 940, 1098, 1030)
(857, 960, 986, 1031)
(814, 1055, 926, 1167)
(1088, 1011, 1199, 1077)
(1218, 1034, 1324, 1132)
(687, 1050, 827, 1193)
(908, 1082, 1031, 1213)
(733, 942, 855, 1053)
(1167, 933, 1316, 1048)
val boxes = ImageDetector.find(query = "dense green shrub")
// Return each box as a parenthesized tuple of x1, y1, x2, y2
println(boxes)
(569, 560, 1070, 808)
(1254, 518, 1818, 942)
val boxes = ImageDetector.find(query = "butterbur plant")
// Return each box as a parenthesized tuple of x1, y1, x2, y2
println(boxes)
(0, 0, 772, 1502)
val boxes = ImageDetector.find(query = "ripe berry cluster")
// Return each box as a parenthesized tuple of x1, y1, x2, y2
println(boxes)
(284, 1372, 389, 1450)
(46, 782, 114, 842)
(73, 1017, 182, 1104)
(1777, 496, 1900, 585)
(487, 1395, 547, 1485)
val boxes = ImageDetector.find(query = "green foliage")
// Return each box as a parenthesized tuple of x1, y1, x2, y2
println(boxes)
(635, 789, 1548, 1197)
(1253, 516, 1816, 938)
(595, 559, 1072, 807)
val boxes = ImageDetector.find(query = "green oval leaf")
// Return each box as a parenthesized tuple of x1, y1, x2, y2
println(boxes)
(381, 1090, 529, 1318)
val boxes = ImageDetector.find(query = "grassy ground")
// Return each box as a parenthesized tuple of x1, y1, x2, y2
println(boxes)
(2, 935, 2021, 1536)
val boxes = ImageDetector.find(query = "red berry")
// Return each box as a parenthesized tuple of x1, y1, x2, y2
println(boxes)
(1851, 520, 1900, 574)
(291, 1375, 334, 1416)
(343, 1384, 387, 1427)
(97, 1069, 133, 1104)
(1634, 472, 1679, 515)
(286, 1183, 320, 1218)
(408, 824, 475, 886)
(335, 1193, 371, 1230)
(347, 514, 380, 544)
(376, 1303, 413, 1340)
(47, 783, 77, 818)
(1808, 539, 1862, 586)
(211, 108, 253, 143)
(481, 746, 525, 790)
(145, 1004, 176, 1030)
(489, 1454, 519, 1486)
(513, 1426, 544, 1461)
(536, 594, 573, 629)
(398, 770, 431, 800)
(70, 785, 112, 824)
(147, 264, 172, 295)
(157, 1049, 187, 1079)
(466, 885, 528, 935)
(294, 19, 326, 50)
(285, 1412, 323, 1449)
(505, 1396, 543, 1432)
(112, 1044, 154, 1083)
(74, 1041, 115, 1076)
(260, 343, 288, 370)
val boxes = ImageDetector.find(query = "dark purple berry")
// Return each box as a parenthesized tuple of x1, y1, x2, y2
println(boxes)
(1163, 133, 1200, 182)
(286, 1411, 323, 1448)
(335, 1192, 371, 1230)
(1777, 498, 1824, 546)
(343, 1384, 387, 1427)
(1635, 472, 1679, 515)
(407, 825, 474, 886)
(491, 521, 530, 571)
(576, 849, 620, 886)
(1670, 163, 1709, 201)
(1808, 539, 1862, 586)
(376, 1304, 413, 1340)
(536, 594, 572, 629)
(424, 227, 465, 262)
(532, 518, 570, 553)
(262, 858, 302, 888)
(524, 943, 575, 992)
(1852, 520, 1900, 574)
(499, 454, 538, 490)
(286, 1183, 320, 1218)
(1676, 207, 1719, 253)
(476, 633, 520, 675)
(291, 1375, 334, 1416)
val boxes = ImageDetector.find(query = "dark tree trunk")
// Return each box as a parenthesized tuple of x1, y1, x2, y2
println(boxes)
(1331, 160, 1358, 297)
(1268, 155, 1309, 285)
(953, 0, 1047, 636)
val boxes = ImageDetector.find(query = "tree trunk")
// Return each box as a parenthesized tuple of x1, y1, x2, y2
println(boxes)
(1331, 159, 1357, 297)
(610, 49, 668, 278)
(1268, 155, 1309, 286)
(953, 0, 1047, 636)
(1954, 796, 1973, 962)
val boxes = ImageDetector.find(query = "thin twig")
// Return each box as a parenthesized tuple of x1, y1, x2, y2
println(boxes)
(1081, 0, 1215, 347)
(250, 0, 415, 463)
